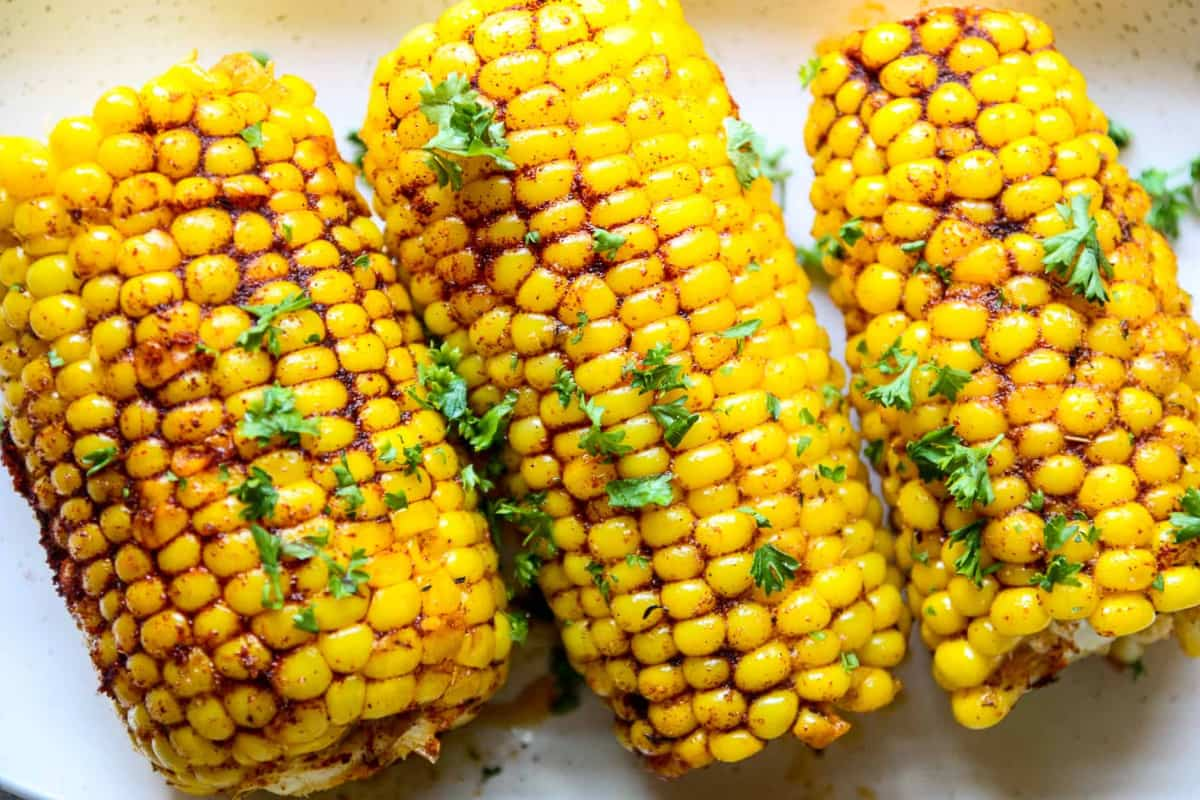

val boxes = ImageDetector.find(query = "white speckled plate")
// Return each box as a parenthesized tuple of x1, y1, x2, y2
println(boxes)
(1, 1, 1198, 798)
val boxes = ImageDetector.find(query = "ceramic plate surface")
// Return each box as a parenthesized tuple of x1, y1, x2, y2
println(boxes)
(0, 1, 1198, 797)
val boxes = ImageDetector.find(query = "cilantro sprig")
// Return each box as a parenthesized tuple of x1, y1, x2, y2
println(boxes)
(606, 473, 674, 509)
(1030, 555, 1083, 591)
(750, 543, 799, 594)
(230, 466, 279, 521)
(1042, 193, 1112, 305)
(906, 427, 1002, 509)
(1169, 487, 1200, 543)
(418, 73, 514, 190)
(947, 519, 995, 586)
(239, 384, 319, 446)
(1137, 157, 1200, 240)
(236, 292, 313, 355)
(412, 343, 517, 452)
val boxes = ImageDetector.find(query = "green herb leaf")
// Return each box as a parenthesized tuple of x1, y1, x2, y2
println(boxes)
(324, 547, 370, 598)
(579, 397, 632, 460)
(459, 464, 492, 494)
(292, 605, 318, 633)
(592, 227, 625, 260)
(1042, 193, 1112, 304)
(947, 518, 994, 586)
(795, 435, 813, 457)
(1042, 513, 1082, 552)
(1030, 555, 1083, 591)
(629, 342, 688, 394)
(239, 384, 319, 446)
(81, 446, 118, 476)
(402, 444, 423, 475)
(738, 506, 772, 528)
(552, 366, 580, 408)
(331, 455, 365, 518)
(524, 230, 541, 246)
(47, 350, 64, 368)
(1169, 486, 1200, 543)
(650, 397, 699, 448)
(249, 50, 271, 66)
(720, 318, 762, 355)
(840, 652, 860, 673)
(864, 339, 919, 410)
(818, 463, 846, 482)
(625, 553, 650, 569)
(750, 543, 799, 594)
(1151, 574, 1165, 592)
(384, 490, 408, 511)
(1026, 489, 1045, 512)
(1138, 166, 1198, 240)
(606, 473, 674, 509)
(506, 611, 529, 646)
(236, 291, 313, 355)
(864, 438, 884, 467)
(900, 239, 926, 253)
(838, 218, 865, 247)
(1107, 119, 1132, 149)
(465, 390, 518, 451)
(377, 440, 397, 465)
(585, 560, 611, 601)
(724, 116, 766, 188)
(250, 523, 285, 609)
(229, 465, 279, 521)
(906, 427, 1002, 509)
(929, 363, 972, 401)
(352, 253, 371, 270)
(418, 73, 514, 190)
(513, 550, 542, 588)
(766, 392, 782, 420)
(569, 311, 589, 345)
(798, 56, 822, 89)
(239, 122, 264, 148)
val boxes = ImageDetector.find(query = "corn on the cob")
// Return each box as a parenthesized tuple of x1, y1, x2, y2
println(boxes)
(804, 7, 1200, 728)
(361, 0, 907, 775)
(0, 55, 513, 796)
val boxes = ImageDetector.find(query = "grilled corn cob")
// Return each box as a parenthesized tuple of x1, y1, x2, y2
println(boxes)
(361, 0, 907, 774)
(804, 7, 1200, 728)
(0, 55, 512, 795)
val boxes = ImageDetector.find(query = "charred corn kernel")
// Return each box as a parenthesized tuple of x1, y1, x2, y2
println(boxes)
(809, 7, 1200, 730)
(363, 0, 903, 777)
(0, 54, 510, 797)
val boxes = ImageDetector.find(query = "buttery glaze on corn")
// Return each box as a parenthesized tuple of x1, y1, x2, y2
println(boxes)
(0, 55, 511, 796)
(362, 0, 907, 774)
(805, 7, 1200, 728)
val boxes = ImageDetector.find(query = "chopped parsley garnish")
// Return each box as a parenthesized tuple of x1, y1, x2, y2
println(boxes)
(460, 464, 493, 493)
(413, 343, 516, 451)
(229, 466, 278, 521)
(585, 560, 612, 601)
(418, 73, 514, 190)
(929, 363, 972, 401)
(1107, 119, 1131, 149)
(766, 393, 782, 420)
(864, 438, 884, 467)
(906, 427, 1002, 509)
(840, 652, 860, 673)
(239, 384, 318, 446)
(553, 366, 580, 408)
(513, 550, 542, 588)
(1030, 555, 1083, 591)
(606, 473, 674, 509)
(236, 291, 313, 355)
(579, 397, 631, 460)
(332, 454, 365, 518)
(724, 117, 767, 188)
(524, 230, 541, 246)
(352, 253, 371, 270)
(592, 227, 625, 260)
(47, 350, 64, 368)
(795, 435, 813, 456)
(377, 440, 397, 464)
(345, 129, 365, 169)
(625, 553, 651, 569)
(1026, 489, 1046, 512)
(239, 122, 264, 148)
(1042, 193, 1112, 304)
(1137, 160, 1200, 239)
(864, 340, 920, 411)
(798, 57, 822, 89)
(650, 397, 699, 448)
(384, 490, 408, 510)
(281, 221, 293, 243)
(1152, 574, 1165, 592)
(900, 239, 926, 253)
(1169, 487, 1200, 543)
(325, 548, 370, 598)
(81, 446, 118, 476)
(738, 506, 772, 528)
(629, 342, 688, 394)
(1042, 513, 1082, 552)
(720, 318, 761, 354)
(292, 605, 318, 634)
(969, 337, 985, 358)
(947, 519, 994, 586)
(402, 444, 423, 474)
(251, 523, 287, 609)
(506, 611, 529, 646)
(750, 543, 799, 594)
(822, 383, 842, 410)
(818, 464, 846, 482)
(569, 312, 589, 345)
(838, 218, 865, 247)
(249, 50, 270, 66)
